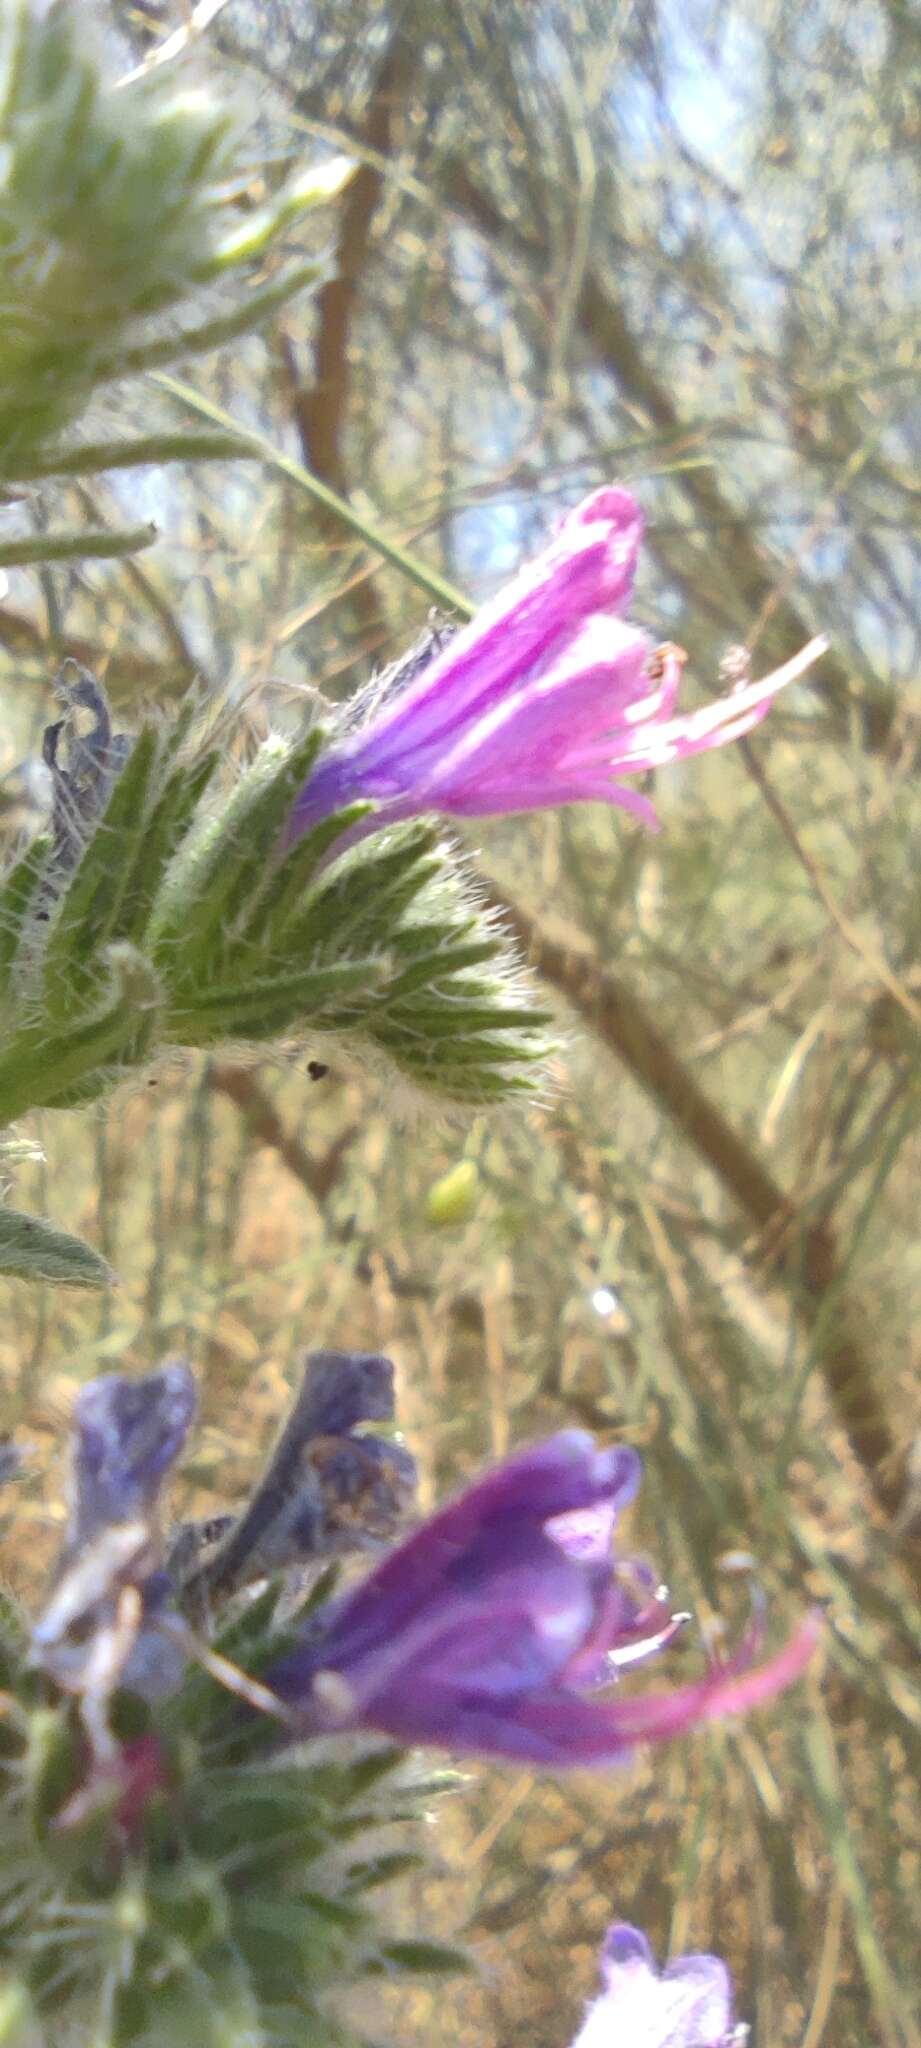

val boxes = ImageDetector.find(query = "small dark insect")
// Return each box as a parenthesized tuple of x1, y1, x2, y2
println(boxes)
(306, 1060, 329, 1081)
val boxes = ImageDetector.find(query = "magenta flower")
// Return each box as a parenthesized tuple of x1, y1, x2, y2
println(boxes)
(286, 488, 827, 840)
(268, 1430, 821, 1767)
(571, 1924, 746, 2048)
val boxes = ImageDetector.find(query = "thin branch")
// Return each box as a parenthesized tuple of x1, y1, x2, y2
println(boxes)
(153, 371, 474, 616)
(2, 432, 253, 481)
(486, 882, 914, 1542)
(0, 522, 156, 567)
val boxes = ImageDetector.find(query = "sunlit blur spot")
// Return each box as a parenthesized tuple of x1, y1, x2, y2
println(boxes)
(719, 1550, 759, 1574)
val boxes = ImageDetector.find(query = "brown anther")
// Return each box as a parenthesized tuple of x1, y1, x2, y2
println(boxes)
(646, 641, 687, 678)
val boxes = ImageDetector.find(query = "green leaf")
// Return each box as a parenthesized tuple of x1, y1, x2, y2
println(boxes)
(0, 833, 51, 990)
(376, 939, 501, 1003)
(284, 827, 440, 956)
(373, 999, 543, 1040)
(0, 942, 162, 1124)
(97, 260, 328, 380)
(344, 1851, 424, 1894)
(199, 157, 354, 274)
(148, 729, 325, 972)
(239, 800, 375, 953)
(120, 748, 220, 944)
(155, 375, 475, 618)
(167, 958, 381, 1046)
(366, 1939, 473, 1977)
(0, 522, 156, 565)
(337, 1747, 406, 1801)
(41, 723, 162, 1017)
(0, 1205, 113, 1288)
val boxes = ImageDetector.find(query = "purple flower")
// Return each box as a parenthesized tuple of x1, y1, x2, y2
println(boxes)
(32, 1362, 196, 1695)
(67, 1360, 197, 1548)
(179, 1349, 417, 1606)
(571, 1924, 745, 2048)
(286, 488, 827, 840)
(268, 1430, 821, 1767)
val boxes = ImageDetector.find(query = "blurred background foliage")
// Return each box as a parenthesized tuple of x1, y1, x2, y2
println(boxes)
(1, 1, 919, 2043)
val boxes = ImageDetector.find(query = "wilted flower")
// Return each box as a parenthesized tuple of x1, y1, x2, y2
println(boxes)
(286, 488, 827, 841)
(571, 1924, 746, 2048)
(32, 1353, 416, 1717)
(178, 1349, 417, 1610)
(268, 1431, 820, 1766)
(31, 1359, 197, 1701)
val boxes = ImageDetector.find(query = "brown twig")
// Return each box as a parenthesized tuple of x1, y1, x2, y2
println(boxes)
(209, 1062, 358, 1203)
(487, 884, 911, 1536)
(276, 30, 418, 649)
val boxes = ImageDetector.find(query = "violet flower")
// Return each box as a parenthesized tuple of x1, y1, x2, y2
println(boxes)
(66, 1361, 197, 1549)
(31, 1360, 197, 1699)
(178, 1349, 417, 1609)
(268, 1431, 820, 1767)
(286, 488, 827, 841)
(571, 1924, 746, 2048)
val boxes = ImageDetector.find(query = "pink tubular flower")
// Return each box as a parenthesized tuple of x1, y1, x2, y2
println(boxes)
(571, 1924, 746, 2048)
(268, 1431, 821, 1768)
(286, 488, 827, 840)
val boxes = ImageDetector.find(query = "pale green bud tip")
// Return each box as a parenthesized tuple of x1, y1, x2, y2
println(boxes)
(0, 1980, 38, 2048)
(425, 1158, 480, 1226)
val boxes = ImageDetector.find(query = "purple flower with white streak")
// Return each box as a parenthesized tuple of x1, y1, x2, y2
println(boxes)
(286, 488, 827, 841)
(571, 1924, 746, 2048)
(268, 1431, 821, 1767)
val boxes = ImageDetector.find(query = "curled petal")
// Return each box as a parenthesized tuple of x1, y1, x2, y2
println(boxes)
(270, 1422, 821, 1772)
(572, 1923, 741, 2048)
(70, 1360, 196, 1545)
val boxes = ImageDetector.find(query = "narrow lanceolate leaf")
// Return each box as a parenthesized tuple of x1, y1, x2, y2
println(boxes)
(166, 958, 383, 1046)
(198, 157, 354, 274)
(40, 724, 162, 1018)
(118, 748, 220, 943)
(374, 939, 501, 1004)
(283, 826, 441, 956)
(101, 258, 330, 378)
(0, 834, 51, 990)
(367, 1940, 473, 1977)
(237, 799, 376, 953)
(373, 998, 543, 1040)
(0, 1207, 113, 1288)
(0, 944, 162, 1125)
(147, 728, 325, 972)
(343, 1851, 424, 1894)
